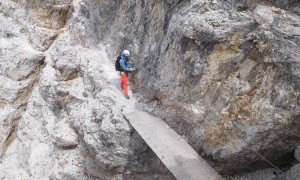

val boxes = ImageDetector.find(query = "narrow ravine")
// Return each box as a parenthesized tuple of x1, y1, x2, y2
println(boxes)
(0, 0, 300, 179)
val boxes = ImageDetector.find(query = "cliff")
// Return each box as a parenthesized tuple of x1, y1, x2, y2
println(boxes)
(91, 0, 300, 174)
(0, 0, 300, 179)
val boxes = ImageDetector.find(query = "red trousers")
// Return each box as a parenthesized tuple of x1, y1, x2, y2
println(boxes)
(120, 72, 128, 96)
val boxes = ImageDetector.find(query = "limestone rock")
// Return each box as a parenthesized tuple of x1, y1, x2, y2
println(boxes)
(90, 0, 300, 174)
(229, 168, 277, 180)
(54, 121, 78, 148)
(0, 38, 45, 81)
(1, 0, 300, 179)
(286, 164, 300, 180)
(18, 0, 73, 30)
(0, 1, 172, 179)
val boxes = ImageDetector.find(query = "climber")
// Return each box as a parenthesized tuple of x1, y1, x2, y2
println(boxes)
(119, 50, 136, 99)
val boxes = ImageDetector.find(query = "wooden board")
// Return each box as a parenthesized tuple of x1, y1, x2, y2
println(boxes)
(124, 111, 223, 180)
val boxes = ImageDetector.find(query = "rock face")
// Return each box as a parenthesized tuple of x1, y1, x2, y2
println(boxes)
(281, 146, 300, 180)
(0, 0, 300, 179)
(0, 0, 172, 179)
(86, 0, 300, 174)
(295, 146, 300, 162)
(285, 164, 300, 180)
(53, 121, 78, 148)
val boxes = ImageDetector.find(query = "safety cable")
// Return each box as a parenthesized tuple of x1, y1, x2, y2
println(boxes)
(231, 130, 284, 174)
(249, 148, 284, 174)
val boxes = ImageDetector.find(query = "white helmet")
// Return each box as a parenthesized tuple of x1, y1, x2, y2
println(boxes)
(122, 50, 130, 57)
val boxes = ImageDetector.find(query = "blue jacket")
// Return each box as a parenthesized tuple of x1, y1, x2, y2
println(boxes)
(119, 55, 132, 72)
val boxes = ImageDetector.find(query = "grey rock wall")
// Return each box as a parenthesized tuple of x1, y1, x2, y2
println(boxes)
(85, 0, 300, 174)
(0, 0, 173, 179)
(1, 0, 300, 178)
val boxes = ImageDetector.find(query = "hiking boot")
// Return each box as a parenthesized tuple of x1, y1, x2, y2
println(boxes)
(125, 95, 130, 99)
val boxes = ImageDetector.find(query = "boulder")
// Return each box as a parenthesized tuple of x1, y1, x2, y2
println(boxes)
(286, 163, 300, 180)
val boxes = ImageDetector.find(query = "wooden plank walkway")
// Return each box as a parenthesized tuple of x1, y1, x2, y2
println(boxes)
(124, 111, 223, 180)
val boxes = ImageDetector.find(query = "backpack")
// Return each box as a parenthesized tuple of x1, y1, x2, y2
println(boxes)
(115, 55, 122, 71)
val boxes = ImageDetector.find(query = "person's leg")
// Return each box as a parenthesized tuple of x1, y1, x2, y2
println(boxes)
(121, 73, 128, 96)
(120, 73, 124, 89)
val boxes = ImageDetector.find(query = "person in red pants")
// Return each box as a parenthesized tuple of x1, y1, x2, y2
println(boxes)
(119, 50, 136, 99)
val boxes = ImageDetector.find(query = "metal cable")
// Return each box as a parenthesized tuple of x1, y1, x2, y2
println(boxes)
(249, 148, 284, 174)
(232, 129, 284, 174)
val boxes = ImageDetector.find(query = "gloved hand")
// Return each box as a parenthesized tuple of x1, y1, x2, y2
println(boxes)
(131, 68, 137, 72)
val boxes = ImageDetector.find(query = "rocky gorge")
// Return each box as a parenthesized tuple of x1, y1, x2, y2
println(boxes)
(0, 0, 300, 179)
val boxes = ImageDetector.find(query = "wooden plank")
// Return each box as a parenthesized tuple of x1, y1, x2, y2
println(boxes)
(124, 111, 223, 180)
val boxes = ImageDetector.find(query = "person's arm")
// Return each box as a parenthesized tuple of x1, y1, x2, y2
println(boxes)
(120, 57, 134, 72)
